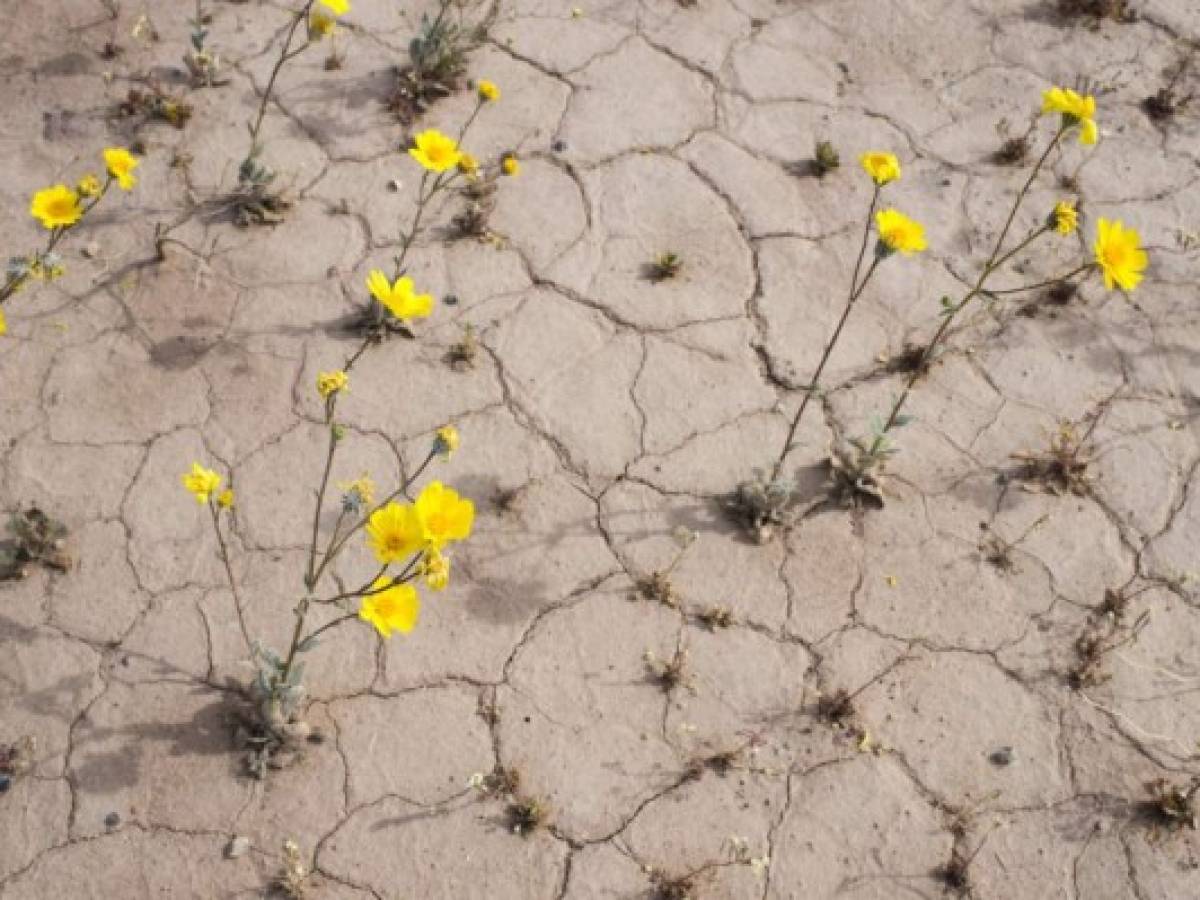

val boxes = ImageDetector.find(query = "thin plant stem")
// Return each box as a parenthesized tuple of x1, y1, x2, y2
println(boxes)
(208, 501, 253, 651)
(984, 262, 1093, 296)
(245, 0, 317, 164)
(296, 611, 357, 647)
(866, 126, 1068, 456)
(771, 184, 882, 481)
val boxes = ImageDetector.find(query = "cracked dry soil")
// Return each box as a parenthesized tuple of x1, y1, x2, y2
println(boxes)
(2, 0, 1200, 898)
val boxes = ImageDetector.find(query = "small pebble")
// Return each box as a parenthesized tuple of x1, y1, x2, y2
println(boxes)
(104, 812, 121, 829)
(989, 746, 1014, 767)
(552, 140, 567, 153)
(226, 835, 251, 859)
(387, 178, 402, 192)
(0, 774, 12, 794)
(82, 241, 101, 259)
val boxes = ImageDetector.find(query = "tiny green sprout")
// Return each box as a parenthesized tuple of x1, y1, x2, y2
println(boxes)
(648, 251, 683, 282)
(812, 140, 841, 176)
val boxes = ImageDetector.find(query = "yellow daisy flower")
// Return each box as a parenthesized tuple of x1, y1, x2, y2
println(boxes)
(477, 80, 500, 102)
(365, 501, 425, 564)
(408, 129, 462, 172)
(875, 208, 928, 256)
(420, 547, 451, 591)
(30, 185, 83, 229)
(1093, 218, 1147, 292)
(181, 462, 222, 504)
(217, 489, 235, 509)
(77, 174, 102, 198)
(309, 10, 337, 36)
(859, 151, 901, 186)
(457, 152, 479, 177)
(434, 424, 460, 459)
(366, 270, 434, 321)
(318, 0, 350, 14)
(501, 154, 520, 177)
(103, 147, 140, 190)
(1042, 87, 1098, 145)
(0, 307, 7, 336)
(1051, 201, 1078, 236)
(359, 577, 419, 637)
(317, 369, 349, 399)
(414, 481, 474, 549)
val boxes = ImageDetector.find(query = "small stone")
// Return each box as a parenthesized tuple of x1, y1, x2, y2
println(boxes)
(226, 835, 251, 859)
(104, 811, 121, 829)
(988, 746, 1014, 767)
(552, 140, 567, 153)
(387, 179, 402, 192)
(82, 241, 101, 259)
(0, 774, 11, 794)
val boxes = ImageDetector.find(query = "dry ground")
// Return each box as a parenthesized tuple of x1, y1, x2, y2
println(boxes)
(2, 0, 1200, 897)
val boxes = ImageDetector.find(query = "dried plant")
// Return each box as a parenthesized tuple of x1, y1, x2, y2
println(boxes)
(978, 514, 1049, 573)
(1056, 0, 1137, 23)
(273, 838, 311, 898)
(116, 80, 194, 129)
(1067, 586, 1151, 689)
(635, 527, 696, 608)
(645, 647, 692, 694)
(646, 251, 683, 282)
(1144, 778, 1199, 832)
(507, 794, 550, 836)
(446, 322, 480, 370)
(1010, 419, 1097, 496)
(1, 507, 71, 579)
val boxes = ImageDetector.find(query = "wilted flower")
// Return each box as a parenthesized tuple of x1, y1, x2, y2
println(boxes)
(433, 425, 460, 459)
(1042, 87, 1098, 145)
(477, 79, 500, 102)
(317, 369, 349, 399)
(1051, 200, 1078, 236)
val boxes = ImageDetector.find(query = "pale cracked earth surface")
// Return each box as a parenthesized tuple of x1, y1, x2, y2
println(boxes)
(2, 0, 1200, 898)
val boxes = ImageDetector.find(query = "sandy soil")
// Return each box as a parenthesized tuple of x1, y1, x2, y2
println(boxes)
(2, 0, 1199, 897)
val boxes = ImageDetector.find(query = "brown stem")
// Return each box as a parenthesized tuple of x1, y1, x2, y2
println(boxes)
(245, 1, 316, 163)
(770, 185, 882, 481)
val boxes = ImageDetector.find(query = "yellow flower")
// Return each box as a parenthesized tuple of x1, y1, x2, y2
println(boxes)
(1093, 218, 1147, 292)
(339, 475, 375, 508)
(875, 208, 927, 256)
(414, 481, 474, 549)
(1042, 87, 1098, 145)
(457, 153, 479, 177)
(30, 185, 83, 229)
(317, 369, 349, 399)
(408, 129, 462, 172)
(103, 147, 140, 190)
(309, 10, 337, 36)
(859, 151, 901, 186)
(477, 80, 500, 102)
(1051, 201, 1078, 236)
(318, 0, 350, 13)
(501, 154, 520, 177)
(217, 489, 235, 509)
(434, 425, 460, 459)
(181, 462, 222, 504)
(366, 270, 434, 320)
(77, 174, 101, 198)
(366, 501, 425, 563)
(420, 548, 451, 592)
(0, 308, 6, 336)
(359, 577, 419, 637)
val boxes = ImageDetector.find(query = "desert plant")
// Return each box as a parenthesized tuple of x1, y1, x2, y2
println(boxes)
(0, 147, 140, 335)
(185, 87, 513, 774)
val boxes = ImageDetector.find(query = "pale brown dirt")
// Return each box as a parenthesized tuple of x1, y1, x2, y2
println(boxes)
(2, 0, 1200, 898)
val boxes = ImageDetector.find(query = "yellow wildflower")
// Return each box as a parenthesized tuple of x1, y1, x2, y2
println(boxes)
(217, 489, 235, 509)
(309, 10, 337, 36)
(501, 154, 520, 177)
(317, 369, 349, 399)
(318, 0, 350, 13)
(181, 462, 222, 504)
(359, 577, 419, 637)
(339, 475, 375, 508)
(420, 548, 451, 591)
(875, 208, 927, 256)
(414, 481, 474, 549)
(408, 129, 462, 172)
(859, 151, 901, 186)
(0, 308, 6, 336)
(1093, 218, 1147, 292)
(30, 185, 83, 229)
(457, 153, 479, 177)
(366, 270, 434, 320)
(103, 147, 140, 190)
(366, 501, 425, 563)
(77, 174, 102, 198)
(434, 424, 460, 459)
(1051, 201, 1078, 236)
(477, 80, 500, 102)
(1041, 87, 1098, 145)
